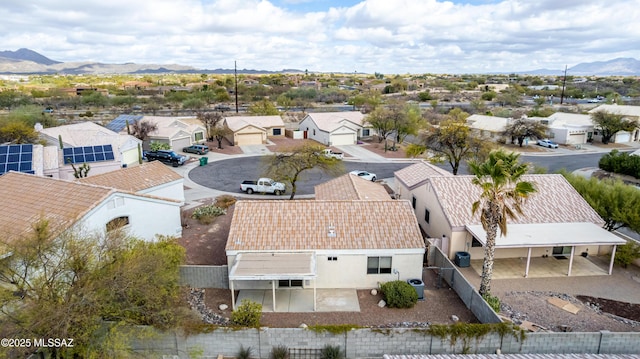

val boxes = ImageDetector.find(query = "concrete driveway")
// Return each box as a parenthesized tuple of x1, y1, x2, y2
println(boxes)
(335, 145, 389, 161)
(240, 144, 271, 155)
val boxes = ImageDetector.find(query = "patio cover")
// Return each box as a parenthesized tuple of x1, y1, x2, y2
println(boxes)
(465, 222, 626, 277)
(228, 252, 317, 311)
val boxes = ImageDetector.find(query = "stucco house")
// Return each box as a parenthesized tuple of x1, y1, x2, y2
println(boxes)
(37, 121, 142, 168)
(223, 115, 285, 146)
(298, 112, 372, 146)
(465, 114, 510, 141)
(545, 112, 594, 145)
(588, 104, 640, 143)
(78, 160, 185, 204)
(0, 171, 183, 245)
(107, 115, 206, 151)
(226, 200, 425, 308)
(394, 161, 625, 276)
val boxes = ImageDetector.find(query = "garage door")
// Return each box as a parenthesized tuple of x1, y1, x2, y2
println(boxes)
(614, 133, 630, 143)
(235, 133, 263, 146)
(171, 137, 191, 151)
(330, 133, 356, 146)
(567, 133, 585, 145)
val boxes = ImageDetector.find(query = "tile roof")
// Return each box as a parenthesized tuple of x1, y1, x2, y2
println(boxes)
(224, 115, 284, 132)
(226, 200, 424, 252)
(314, 173, 391, 201)
(303, 112, 366, 132)
(78, 161, 183, 193)
(0, 171, 114, 241)
(394, 161, 452, 190)
(427, 174, 604, 228)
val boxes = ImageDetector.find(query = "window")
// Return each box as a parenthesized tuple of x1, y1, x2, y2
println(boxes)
(328, 256, 337, 261)
(313, 129, 316, 136)
(472, 237, 483, 247)
(106, 216, 129, 232)
(424, 209, 430, 223)
(412, 196, 417, 209)
(367, 256, 392, 274)
(273, 128, 282, 136)
(278, 279, 303, 287)
(362, 129, 370, 136)
(194, 132, 204, 142)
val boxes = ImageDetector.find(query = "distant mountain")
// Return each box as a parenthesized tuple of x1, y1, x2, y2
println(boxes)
(0, 48, 61, 65)
(1, 48, 639, 76)
(568, 58, 640, 76)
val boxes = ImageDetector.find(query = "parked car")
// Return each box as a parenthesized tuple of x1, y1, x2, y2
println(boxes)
(349, 170, 377, 181)
(183, 144, 209, 155)
(320, 148, 343, 160)
(537, 139, 559, 148)
(144, 150, 188, 167)
(240, 178, 286, 195)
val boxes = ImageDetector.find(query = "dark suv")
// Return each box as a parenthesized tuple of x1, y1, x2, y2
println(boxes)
(144, 150, 187, 167)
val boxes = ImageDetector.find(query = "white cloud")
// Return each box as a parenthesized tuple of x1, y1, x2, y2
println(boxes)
(0, 0, 637, 73)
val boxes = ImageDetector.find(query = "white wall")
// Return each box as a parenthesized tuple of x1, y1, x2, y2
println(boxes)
(81, 193, 182, 241)
(299, 117, 329, 145)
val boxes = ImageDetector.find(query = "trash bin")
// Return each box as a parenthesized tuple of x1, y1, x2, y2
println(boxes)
(454, 251, 470, 268)
(202, 156, 208, 165)
(199, 157, 206, 166)
(407, 278, 424, 300)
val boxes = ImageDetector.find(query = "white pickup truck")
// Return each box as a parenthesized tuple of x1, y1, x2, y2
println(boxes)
(240, 178, 286, 195)
(321, 148, 343, 160)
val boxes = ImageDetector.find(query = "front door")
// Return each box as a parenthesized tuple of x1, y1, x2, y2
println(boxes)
(552, 246, 571, 257)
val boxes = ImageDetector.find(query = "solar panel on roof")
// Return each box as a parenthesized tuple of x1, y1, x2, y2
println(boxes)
(0, 144, 34, 175)
(63, 144, 115, 164)
(106, 115, 142, 132)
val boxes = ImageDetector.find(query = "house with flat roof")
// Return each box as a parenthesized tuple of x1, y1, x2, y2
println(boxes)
(588, 104, 640, 143)
(394, 161, 625, 277)
(546, 112, 594, 145)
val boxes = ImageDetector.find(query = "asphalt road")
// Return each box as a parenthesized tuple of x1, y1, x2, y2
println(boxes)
(188, 156, 415, 195)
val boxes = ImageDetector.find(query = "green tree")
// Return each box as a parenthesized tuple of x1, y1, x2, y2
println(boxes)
(418, 111, 492, 175)
(248, 99, 279, 115)
(262, 143, 344, 199)
(0, 221, 191, 357)
(0, 121, 39, 143)
(590, 110, 639, 144)
(470, 150, 537, 296)
(365, 106, 395, 148)
(561, 171, 640, 232)
(502, 116, 548, 147)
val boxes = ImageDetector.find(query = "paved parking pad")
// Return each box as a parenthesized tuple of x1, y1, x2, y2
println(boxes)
(237, 289, 360, 312)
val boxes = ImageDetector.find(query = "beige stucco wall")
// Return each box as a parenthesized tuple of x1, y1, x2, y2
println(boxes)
(227, 250, 424, 290)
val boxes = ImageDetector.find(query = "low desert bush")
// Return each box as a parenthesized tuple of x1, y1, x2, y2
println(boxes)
(191, 204, 226, 224)
(270, 345, 289, 359)
(320, 345, 343, 359)
(482, 293, 501, 313)
(231, 299, 262, 327)
(380, 280, 418, 308)
(215, 194, 237, 209)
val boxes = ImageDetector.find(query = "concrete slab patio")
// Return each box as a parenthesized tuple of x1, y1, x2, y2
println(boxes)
(236, 289, 361, 313)
(467, 255, 608, 279)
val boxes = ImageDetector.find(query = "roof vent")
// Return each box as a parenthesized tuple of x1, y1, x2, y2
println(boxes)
(327, 224, 337, 238)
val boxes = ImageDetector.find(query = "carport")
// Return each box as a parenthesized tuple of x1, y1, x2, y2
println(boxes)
(465, 222, 626, 277)
(228, 252, 317, 311)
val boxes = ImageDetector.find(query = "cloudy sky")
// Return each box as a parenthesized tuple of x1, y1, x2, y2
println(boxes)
(1, 0, 639, 74)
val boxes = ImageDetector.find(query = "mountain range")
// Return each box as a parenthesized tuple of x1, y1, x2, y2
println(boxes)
(1, 48, 639, 76)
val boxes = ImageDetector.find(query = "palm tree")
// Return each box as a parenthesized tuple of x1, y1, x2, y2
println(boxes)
(470, 149, 537, 296)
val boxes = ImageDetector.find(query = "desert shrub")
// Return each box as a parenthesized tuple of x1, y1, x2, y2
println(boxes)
(482, 293, 501, 313)
(320, 345, 343, 359)
(270, 345, 289, 359)
(150, 141, 171, 151)
(215, 194, 237, 209)
(238, 345, 253, 359)
(379, 280, 418, 308)
(231, 299, 262, 327)
(191, 204, 226, 224)
(615, 241, 640, 268)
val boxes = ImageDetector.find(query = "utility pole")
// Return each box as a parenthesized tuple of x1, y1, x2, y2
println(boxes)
(560, 65, 567, 105)
(234, 61, 239, 113)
